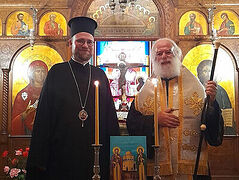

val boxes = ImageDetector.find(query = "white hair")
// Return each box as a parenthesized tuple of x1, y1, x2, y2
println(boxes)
(151, 38, 182, 62)
(151, 38, 182, 78)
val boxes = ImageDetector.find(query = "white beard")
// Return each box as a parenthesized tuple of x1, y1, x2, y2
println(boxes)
(152, 56, 182, 78)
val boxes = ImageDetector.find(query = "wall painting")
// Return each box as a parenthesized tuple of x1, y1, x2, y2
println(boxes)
(6, 11, 33, 36)
(179, 11, 207, 35)
(183, 44, 236, 135)
(11, 45, 63, 136)
(214, 10, 239, 36)
(39, 12, 67, 36)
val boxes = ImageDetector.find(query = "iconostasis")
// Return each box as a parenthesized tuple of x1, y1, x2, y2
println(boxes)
(0, 1, 238, 178)
(0, 7, 237, 136)
(2, 10, 67, 136)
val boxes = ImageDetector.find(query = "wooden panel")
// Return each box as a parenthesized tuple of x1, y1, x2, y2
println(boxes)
(209, 137, 239, 179)
(8, 137, 31, 150)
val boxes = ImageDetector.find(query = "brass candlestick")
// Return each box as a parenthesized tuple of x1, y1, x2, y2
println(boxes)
(153, 145, 161, 180)
(92, 144, 102, 180)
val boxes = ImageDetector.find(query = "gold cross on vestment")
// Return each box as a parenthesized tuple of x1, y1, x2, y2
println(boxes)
(184, 92, 203, 116)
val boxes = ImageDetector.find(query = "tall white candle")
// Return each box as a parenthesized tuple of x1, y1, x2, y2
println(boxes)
(94, 81, 99, 145)
(152, 78, 159, 146)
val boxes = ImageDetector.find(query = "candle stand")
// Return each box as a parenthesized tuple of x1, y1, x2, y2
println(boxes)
(153, 145, 161, 180)
(92, 144, 102, 180)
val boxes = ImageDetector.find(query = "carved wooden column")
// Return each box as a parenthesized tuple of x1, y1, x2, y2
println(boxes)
(1, 69, 9, 135)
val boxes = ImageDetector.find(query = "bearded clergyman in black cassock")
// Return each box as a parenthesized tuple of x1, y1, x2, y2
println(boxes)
(26, 16, 120, 180)
(126, 38, 224, 180)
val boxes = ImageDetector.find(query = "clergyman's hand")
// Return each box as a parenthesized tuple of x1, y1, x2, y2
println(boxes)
(158, 108, 180, 128)
(205, 80, 217, 103)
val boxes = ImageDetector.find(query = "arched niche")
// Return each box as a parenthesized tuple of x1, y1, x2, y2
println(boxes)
(183, 44, 238, 135)
(39, 11, 67, 37)
(214, 10, 239, 36)
(6, 11, 33, 36)
(86, 0, 160, 37)
(179, 10, 208, 36)
(9, 45, 63, 136)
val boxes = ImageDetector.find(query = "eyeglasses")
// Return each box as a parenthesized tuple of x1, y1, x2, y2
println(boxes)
(156, 50, 173, 57)
(76, 39, 94, 47)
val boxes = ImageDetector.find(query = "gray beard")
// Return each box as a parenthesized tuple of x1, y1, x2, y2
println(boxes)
(152, 56, 182, 78)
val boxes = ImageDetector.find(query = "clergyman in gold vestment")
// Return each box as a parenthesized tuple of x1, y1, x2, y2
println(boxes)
(127, 38, 224, 180)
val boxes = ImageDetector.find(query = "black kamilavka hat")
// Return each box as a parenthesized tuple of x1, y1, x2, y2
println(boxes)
(68, 16, 97, 37)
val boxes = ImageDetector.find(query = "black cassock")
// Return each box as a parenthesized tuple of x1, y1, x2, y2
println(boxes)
(26, 59, 120, 180)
